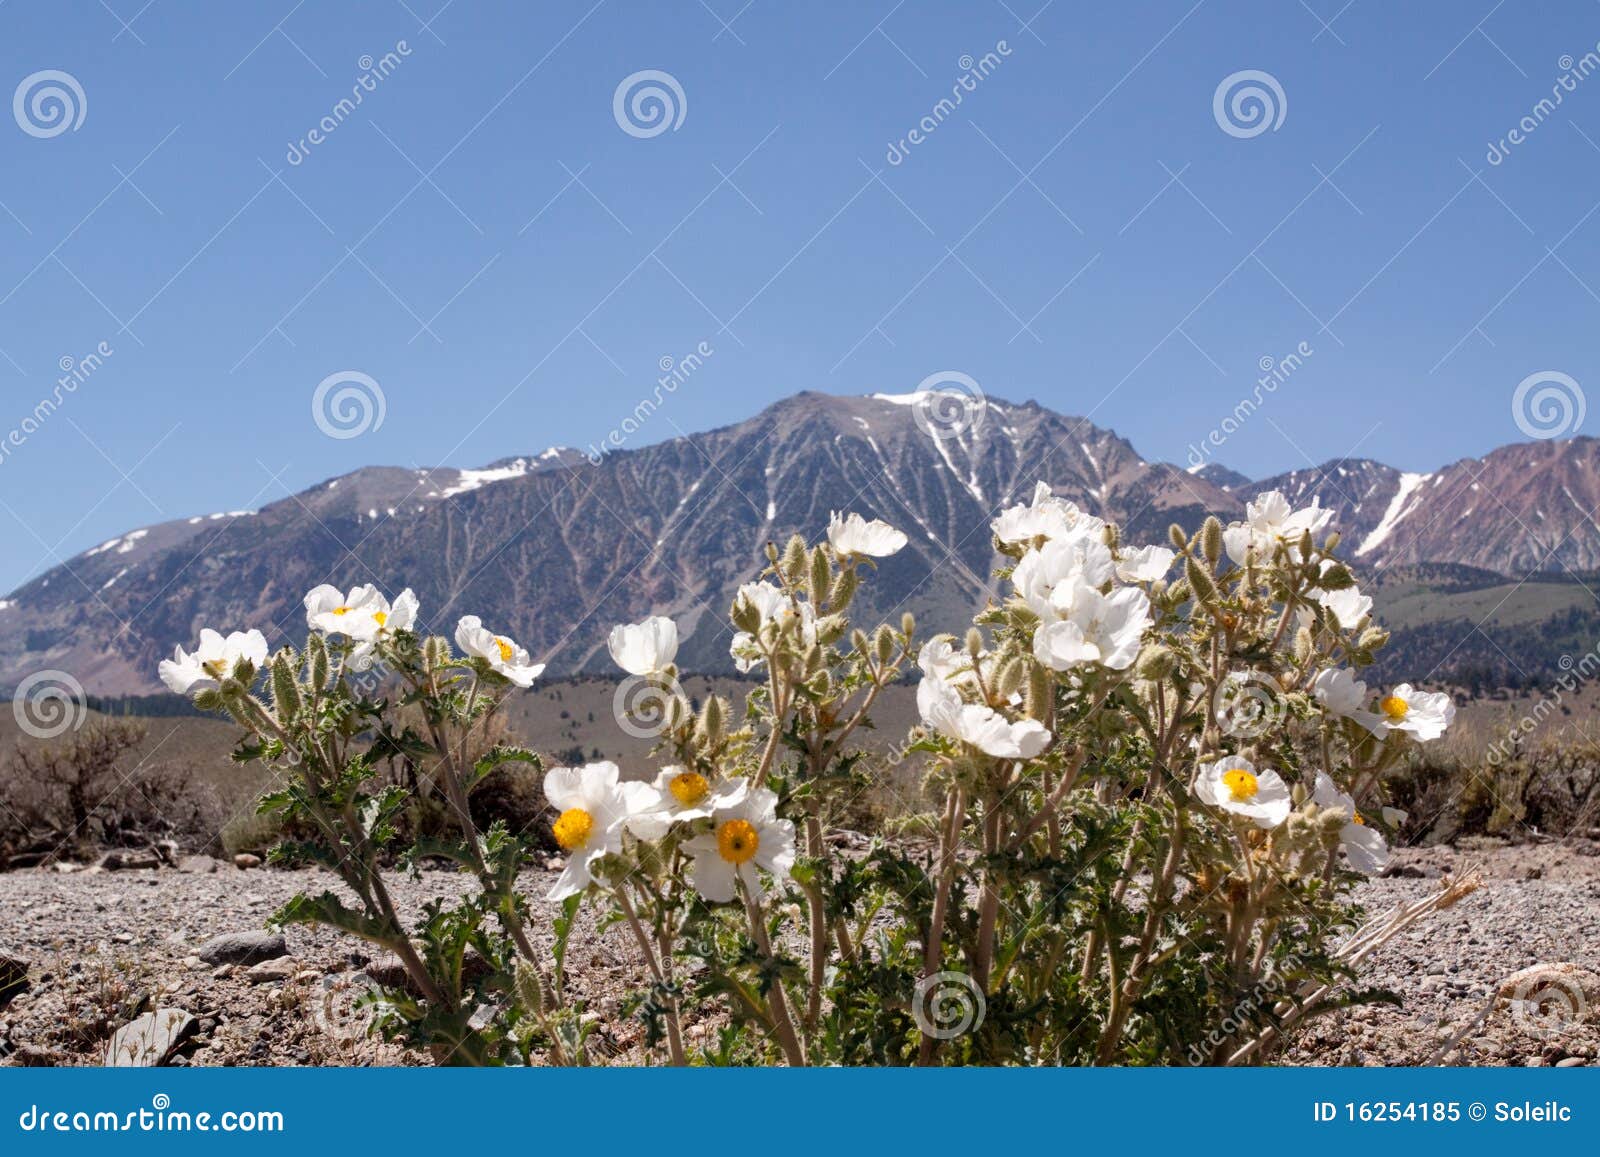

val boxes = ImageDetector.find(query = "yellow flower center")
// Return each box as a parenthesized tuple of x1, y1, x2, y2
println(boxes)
(373, 611, 388, 627)
(668, 771, 710, 807)
(1222, 768, 1259, 802)
(332, 605, 351, 616)
(495, 638, 514, 664)
(552, 807, 594, 851)
(1380, 695, 1409, 722)
(201, 658, 229, 678)
(1353, 812, 1366, 826)
(716, 818, 760, 865)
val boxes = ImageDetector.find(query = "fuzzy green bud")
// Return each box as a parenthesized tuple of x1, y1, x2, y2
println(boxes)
(966, 627, 985, 657)
(1168, 523, 1187, 551)
(1293, 626, 1314, 665)
(1025, 663, 1052, 721)
(809, 547, 832, 605)
(270, 652, 301, 721)
(875, 624, 896, 667)
(699, 695, 726, 746)
(994, 655, 1026, 701)
(307, 633, 330, 689)
(830, 565, 858, 610)
(1102, 522, 1121, 552)
(1135, 645, 1176, 681)
(781, 535, 808, 583)
(901, 612, 916, 638)
(1201, 516, 1223, 565)
(1358, 626, 1390, 651)
(1185, 557, 1218, 605)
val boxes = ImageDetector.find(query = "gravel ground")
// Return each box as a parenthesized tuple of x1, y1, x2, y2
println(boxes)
(1, 839, 1596, 1067)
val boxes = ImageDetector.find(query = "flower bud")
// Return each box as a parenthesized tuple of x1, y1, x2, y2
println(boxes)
(1136, 645, 1176, 681)
(781, 535, 808, 583)
(1293, 626, 1313, 665)
(307, 633, 330, 688)
(1201, 516, 1223, 565)
(874, 624, 895, 666)
(1025, 663, 1052, 720)
(1102, 522, 1121, 552)
(1358, 626, 1389, 651)
(270, 653, 301, 721)
(698, 695, 726, 746)
(1168, 523, 1187, 551)
(994, 655, 1025, 701)
(901, 612, 916, 638)
(1185, 558, 1218, 605)
(966, 627, 984, 657)
(514, 959, 544, 1014)
(829, 565, 858, 610)
(1324, 530, 1341, 553)
(809, 547, 832, 604)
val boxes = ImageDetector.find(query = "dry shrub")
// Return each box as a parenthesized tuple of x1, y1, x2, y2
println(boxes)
(0, 719, 224, 861)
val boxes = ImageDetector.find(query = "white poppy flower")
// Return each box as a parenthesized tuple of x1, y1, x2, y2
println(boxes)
(1032, 581, 1150, 672)
(1222, 491, 1333, 565)
(1012, 537, 1117, 621)
(917, 637, 999, 691)
(543, 762, 642, 901)
(455, 615, 545, 687)
(304, 584, 387, 639)
(682, 786, 796, 903)
(1195, 756, 1292, 829)
(159, 628, 269, 695)
(917, 676, 1051, 759)
(608, 615, 679, 677)
(1115, 544, 1176, 583)
(1316, 586, 1372, 630)
(626, 768, 748, 840)
(992, 482, 1105, 546)
(1311, 668, 1386, 736)
(729, 582, 815, 672)
(1311, 771, 1390, 875)
(827, 511, 908, 558)
(1375, 683, 1454, 741)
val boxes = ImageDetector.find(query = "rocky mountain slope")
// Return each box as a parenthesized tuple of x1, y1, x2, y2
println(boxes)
(3, 392, 1598, 695)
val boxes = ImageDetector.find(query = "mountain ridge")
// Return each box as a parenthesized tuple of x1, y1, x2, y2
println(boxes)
(4, 391, 1598, 695)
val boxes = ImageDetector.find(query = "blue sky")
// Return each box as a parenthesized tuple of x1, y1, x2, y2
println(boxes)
(1, 0, 1598, 594)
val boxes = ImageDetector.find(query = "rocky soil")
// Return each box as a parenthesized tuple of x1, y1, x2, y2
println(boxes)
(1, 839, 1597, 1067)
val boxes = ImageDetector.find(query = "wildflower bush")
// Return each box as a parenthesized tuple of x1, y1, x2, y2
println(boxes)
(164, 495, 1475, 1066)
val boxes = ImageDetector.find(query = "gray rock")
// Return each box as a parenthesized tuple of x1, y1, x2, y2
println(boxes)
(244, 958, 296, 984)
(105, 1008, 195, 1066)
(197, 931, 286, 966)
(177, 856, 222, 874)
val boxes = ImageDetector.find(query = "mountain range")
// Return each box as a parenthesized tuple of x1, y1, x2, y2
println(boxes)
(5, 390, 1599, 696)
